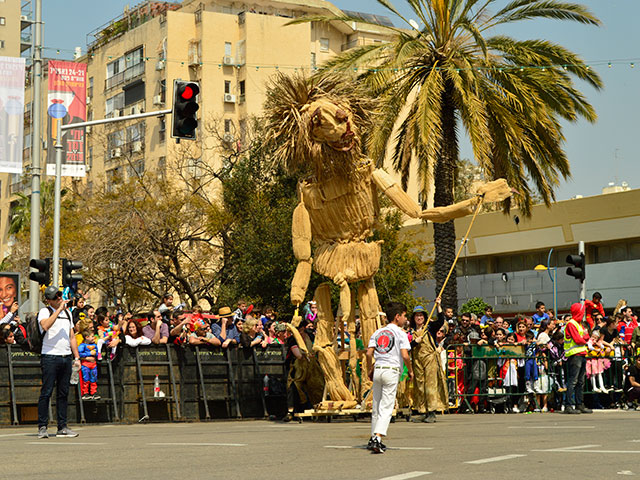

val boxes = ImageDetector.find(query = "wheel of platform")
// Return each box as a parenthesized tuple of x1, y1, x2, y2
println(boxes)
(352, 415, 358, 422)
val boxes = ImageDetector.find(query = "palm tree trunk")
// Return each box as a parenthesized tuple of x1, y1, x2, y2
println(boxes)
(433, 83, 459, 311)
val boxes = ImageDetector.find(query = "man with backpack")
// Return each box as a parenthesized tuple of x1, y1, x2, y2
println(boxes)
(37, 286, 80, 439)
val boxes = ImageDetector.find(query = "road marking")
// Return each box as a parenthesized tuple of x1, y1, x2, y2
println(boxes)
(26, 442, 105, 445)
(508, 426, 595, 429)
(618, 471, 635, 475)
(324, 445, 433, 451)
(0, 433, 33, 438)
(147, 442, 246, 447)
(376, 472, 432, 480)
(465, 454, 526, 464)
(532, 444, 600, 452)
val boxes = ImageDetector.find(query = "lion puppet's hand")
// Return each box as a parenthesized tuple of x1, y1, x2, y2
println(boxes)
(476, 179, 512, 203)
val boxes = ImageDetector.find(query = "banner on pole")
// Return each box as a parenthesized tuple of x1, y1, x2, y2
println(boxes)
(0, 56, 26, 174)
(47, 60, 87, 177)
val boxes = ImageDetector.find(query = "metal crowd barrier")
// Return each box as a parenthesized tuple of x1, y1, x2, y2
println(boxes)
(446, 343, 636, 413)
(0, 343, 288, 425)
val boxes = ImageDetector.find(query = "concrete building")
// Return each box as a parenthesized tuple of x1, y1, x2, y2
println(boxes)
(0, 0, 396, 260)
(406, 187, 640, 315)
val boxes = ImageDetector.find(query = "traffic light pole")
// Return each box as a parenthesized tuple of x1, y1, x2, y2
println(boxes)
(578, 240, 586, 318)
(52, 119, 62, 287)
(50, 108, 173, 289)
(28, 0, 43, 312)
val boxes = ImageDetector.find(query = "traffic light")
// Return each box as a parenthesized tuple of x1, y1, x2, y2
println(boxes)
(29, 258, 51, 286)
(62, 259, 83, 288)
(566, 253, 585, 282)
(171, 80, 200, 140)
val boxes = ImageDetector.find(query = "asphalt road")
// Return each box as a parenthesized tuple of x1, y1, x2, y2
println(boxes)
(2, 411, 640, 480)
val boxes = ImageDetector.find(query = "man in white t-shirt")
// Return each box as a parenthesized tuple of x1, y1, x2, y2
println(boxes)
(365, 302, 414, 454)
(37, 286, 80, 439)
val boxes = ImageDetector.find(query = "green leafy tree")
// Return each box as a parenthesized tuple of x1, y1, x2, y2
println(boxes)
(296, 0, 602, 310)
(460, 296, 491, 317)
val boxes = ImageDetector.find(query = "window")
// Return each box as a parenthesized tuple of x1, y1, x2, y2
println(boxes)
(88, 77, 93, 97)
(105, 92, 124, 117)
(224, 81, 231, 94)
(224, 42, 232, 56)
(159, 117, 166, 143)
(0, 40, 5, 49)
(224, 119, 232, 133)
(125, 46, 143, 69)
(0, 17, 6, 26)
(239, 80, 245, 96)
(158, 156, 166, 176)
(127, 159, 145, 178)
(106, 57, 124, 78)
(319, 37, 329, 52)
(310, 52, 316, 68)
(87, 147, 93, 171)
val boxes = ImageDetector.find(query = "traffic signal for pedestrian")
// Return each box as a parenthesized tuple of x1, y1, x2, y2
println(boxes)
(566, 253, 585, 282)
(29, 258, 51, 286)
(171, 80, 200, 140)
(62, 259, 83, 288)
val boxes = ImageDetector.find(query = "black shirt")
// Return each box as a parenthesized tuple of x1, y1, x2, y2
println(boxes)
(600, 327, 619, 344)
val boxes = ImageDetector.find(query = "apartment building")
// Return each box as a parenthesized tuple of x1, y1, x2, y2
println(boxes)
(0, 0, 397, 259)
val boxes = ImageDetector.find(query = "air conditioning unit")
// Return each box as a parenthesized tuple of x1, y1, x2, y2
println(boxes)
(110, 147, 122, 159)
(131, 106, 142, 115)
(86, 96, 91, 105)
(86, 126, 92, 134)
(223, 55, 235, 66)
(156, 60, 165, 70)
(132, 141, 143, 153)
(223, 134, 234, 143)
(21, 15, 29, 22)
(153, 95, 163, 105)
(224, 94, 236, 103)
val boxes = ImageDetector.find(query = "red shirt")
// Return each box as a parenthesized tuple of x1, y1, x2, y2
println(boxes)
(584, 300, 605, 329)
(619, 318, 639, 344)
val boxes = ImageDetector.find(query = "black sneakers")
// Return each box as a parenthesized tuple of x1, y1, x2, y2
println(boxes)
(369, 436, 386, 454)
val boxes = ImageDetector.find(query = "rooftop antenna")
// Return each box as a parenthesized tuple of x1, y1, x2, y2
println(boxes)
(613, 148, 620, 185)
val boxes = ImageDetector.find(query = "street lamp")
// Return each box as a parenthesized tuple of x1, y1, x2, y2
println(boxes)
(534, 247, 558, 314)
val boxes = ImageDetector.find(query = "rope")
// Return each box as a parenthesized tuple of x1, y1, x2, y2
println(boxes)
(415, 197, 484, 340)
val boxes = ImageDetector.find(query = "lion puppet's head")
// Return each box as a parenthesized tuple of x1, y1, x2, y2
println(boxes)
(264, 72, 375, 181)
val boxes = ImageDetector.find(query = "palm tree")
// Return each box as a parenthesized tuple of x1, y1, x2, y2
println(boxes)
(291, 0, 602, 308)
(9, 180, 68, 235)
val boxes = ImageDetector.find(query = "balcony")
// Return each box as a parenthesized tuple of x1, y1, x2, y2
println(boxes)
(105, 62, 145, 91)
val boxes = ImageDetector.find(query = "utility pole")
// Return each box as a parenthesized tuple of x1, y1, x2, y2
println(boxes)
(28, 0, 43, 312)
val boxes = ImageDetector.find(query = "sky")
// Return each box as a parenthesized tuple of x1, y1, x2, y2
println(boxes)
(41, 0, 640, 201)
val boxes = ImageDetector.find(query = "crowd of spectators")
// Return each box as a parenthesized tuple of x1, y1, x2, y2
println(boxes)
(1, 290, 639, 414)
(430, 295, 640, 413)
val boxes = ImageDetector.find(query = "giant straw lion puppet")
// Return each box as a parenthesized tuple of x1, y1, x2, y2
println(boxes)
(265, 73, 511, 409)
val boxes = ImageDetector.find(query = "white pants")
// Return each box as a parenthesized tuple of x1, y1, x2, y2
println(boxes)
(371, 368, 400, 437)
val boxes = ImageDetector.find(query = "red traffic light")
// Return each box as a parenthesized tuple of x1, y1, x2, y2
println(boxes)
(181, 86, 194, 100)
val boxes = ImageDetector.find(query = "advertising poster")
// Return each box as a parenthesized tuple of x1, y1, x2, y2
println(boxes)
(47, 60, 87, 177)
(0, 272, 20, 317)
(0, 56, 26, 174)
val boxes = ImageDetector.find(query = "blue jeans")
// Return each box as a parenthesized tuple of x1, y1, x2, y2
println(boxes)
(566, 354, 586, 407)
(524, 359, 539, 381)
(38, 354, 72, 429)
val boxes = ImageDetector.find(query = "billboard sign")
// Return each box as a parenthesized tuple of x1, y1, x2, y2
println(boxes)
(47, 60, 87, 177)
(0, 56, 26, 174)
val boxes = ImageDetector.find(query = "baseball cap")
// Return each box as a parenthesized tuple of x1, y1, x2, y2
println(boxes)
(44, 286, 61, 300)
